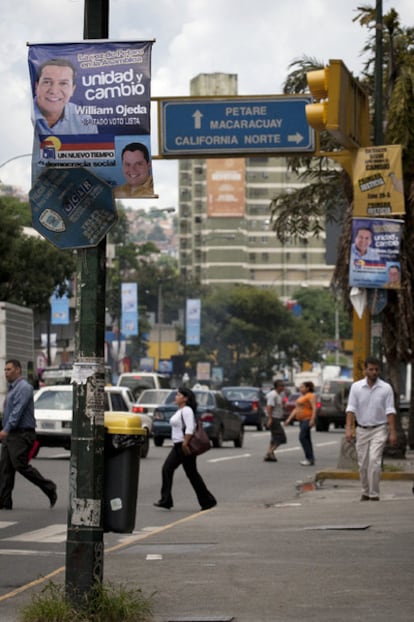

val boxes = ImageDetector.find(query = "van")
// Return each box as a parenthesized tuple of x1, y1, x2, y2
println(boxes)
(315, 378, 353, 432)
(117, 372, 171, 399)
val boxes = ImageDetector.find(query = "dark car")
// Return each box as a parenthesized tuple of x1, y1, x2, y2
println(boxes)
(152, 389, 244, 448)
(282, 391, 300, 422)
(315, 379, 353, 432)
(222, 386, 267, 430)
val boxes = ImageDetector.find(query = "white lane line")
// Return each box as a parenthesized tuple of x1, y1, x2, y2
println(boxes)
(146, 554, 163, 560)
(0, 521, 17, 529)
(5, 524, 67, 543)
(208, 453, 251, 463)
(0, 549, 65, 556)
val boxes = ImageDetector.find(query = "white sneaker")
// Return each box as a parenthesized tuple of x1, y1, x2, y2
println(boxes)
(300, 460, 314, 466)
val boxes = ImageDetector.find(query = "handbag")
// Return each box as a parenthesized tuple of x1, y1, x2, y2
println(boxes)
(181, 412, 211, 456)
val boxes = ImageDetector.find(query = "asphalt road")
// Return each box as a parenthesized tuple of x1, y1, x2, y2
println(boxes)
(0, 424, 343, 598)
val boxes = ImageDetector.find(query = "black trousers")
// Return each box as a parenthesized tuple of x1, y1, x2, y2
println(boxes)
(159, 442, 216, 509)
(0, 430, 56, 508)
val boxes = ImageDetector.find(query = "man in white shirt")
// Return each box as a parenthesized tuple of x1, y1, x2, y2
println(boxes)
(345, 356, 397, 501)
(264, 380, 286, 462)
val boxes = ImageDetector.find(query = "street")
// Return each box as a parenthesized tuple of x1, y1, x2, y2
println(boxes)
(0, 425, 342, 598)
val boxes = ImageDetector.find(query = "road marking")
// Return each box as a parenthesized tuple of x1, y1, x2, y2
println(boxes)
(0, 521, 17, 529)
(146, 554, 163, 560)
(208, 453, 251, 463)
(4, 524, 67, 543)
(0, 549, 65, 556)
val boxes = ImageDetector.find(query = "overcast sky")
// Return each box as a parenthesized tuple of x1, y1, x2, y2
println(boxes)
(1, 0, 413, 210)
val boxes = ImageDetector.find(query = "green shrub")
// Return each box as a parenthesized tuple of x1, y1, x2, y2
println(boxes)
(19, 581, 154, 622)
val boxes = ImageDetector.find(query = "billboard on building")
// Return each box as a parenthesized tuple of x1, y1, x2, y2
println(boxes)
(28, 40, 157, 199)
(206, 158, 245, 217)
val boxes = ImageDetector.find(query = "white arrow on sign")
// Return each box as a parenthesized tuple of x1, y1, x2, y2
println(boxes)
(193, 110, 203, 129)
(288, 132, 304, 144)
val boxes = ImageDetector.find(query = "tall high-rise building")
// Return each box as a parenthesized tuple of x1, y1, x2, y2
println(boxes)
(178, 73, 334, 300)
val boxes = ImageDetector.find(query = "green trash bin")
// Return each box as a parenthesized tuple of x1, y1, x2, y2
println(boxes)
(103, 413, 145, 533)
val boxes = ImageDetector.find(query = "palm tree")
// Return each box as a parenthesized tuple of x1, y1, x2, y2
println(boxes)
(269, 5, 414, 448)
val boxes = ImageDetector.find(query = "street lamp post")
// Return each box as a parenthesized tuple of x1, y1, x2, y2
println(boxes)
(157, 282, 163, 369)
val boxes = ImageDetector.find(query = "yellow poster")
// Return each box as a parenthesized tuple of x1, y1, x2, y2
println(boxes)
(353, 145, 405, 216)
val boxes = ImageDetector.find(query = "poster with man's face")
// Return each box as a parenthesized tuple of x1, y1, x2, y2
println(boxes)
(349, 217, 403, 289)
(28, 41, 157, 199)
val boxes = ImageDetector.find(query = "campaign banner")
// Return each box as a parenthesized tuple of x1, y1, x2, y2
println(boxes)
(28, 40, 157, 199)
(353, 145, 405, 216)
(50, 289, 70, 325)
(186, 298, 201, 346)
(349, 217, 403, 289)
(121, 282, 138, 336)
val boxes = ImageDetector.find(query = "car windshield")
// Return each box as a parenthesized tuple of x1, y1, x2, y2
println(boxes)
(35, 390, 73, 410)
(223, 388, 258, 400)
(137, 390, 169, 405)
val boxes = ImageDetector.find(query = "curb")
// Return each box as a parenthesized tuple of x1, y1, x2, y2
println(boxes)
(314, 469, 414, 484)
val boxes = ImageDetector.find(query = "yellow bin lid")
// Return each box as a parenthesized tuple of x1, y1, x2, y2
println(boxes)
(104, 412, 145, 435)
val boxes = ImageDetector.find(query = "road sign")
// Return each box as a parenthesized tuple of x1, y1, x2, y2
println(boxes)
(158, 96, 315, 157)
(29, 167, 117, 249)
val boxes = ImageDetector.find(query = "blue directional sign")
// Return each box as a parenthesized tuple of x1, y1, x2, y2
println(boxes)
(159, 96, 315, 157)
(29, 167, 117, 249)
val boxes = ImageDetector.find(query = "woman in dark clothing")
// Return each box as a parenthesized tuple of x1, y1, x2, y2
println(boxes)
(154, 387, 216, 511)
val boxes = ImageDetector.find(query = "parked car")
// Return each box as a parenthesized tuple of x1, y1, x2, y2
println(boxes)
(221, 386, 267, 430)
(315, 379, 353, 432)
(117, 372, 171, 399)
(34, 384, 152, 458)
(132, 389, 176, 417)
(152, 389, 244, 448)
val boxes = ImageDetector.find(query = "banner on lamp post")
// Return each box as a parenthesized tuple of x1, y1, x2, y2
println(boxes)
(186, 298, 201, 346)
(28, 40, 157, 200)
(121, 282, 138, 336)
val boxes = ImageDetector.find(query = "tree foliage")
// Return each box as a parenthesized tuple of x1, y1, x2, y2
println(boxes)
(184, 285, 336, 385)
(0, 196, 75, 313)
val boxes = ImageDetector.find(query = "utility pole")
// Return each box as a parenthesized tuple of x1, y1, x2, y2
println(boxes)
(66, 0, 110, 605)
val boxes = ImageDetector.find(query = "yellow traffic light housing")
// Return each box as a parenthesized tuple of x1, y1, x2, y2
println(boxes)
(306, 59, 370, 149)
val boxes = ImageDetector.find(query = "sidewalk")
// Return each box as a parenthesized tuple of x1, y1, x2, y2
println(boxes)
(3, 472, 414, 622)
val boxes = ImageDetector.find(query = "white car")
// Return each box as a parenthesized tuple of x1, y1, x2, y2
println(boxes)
(132, 388, 176, 418)
(34, 384, 152, 458)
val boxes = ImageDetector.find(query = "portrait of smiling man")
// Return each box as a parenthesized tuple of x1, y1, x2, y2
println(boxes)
(33, 57, 97, 135)
(114, 142, 155, 199)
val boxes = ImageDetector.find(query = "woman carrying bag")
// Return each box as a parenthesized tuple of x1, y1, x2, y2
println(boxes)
(284, 381, 316, 466)
(154, 386, 217, 511)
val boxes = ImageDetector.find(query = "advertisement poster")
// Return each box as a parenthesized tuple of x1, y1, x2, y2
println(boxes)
(28, 40, 157, 199)
(207, 158, 245, 217)
(186, 298, 201, 346)
(353, 145, 405, 216)
(121, 282, 138, 336)
(349, 217, 403, 289)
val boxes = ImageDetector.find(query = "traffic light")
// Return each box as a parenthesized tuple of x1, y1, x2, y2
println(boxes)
(306, 59, 370, 149)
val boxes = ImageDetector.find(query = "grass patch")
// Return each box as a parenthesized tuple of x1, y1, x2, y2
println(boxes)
(383, 463, 405, 472)
(19, 581, 154, 622)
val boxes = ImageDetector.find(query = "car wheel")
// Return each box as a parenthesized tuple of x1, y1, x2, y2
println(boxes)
(234, 427, 244, 448)
(140, 431, 150, 458)
(212, 428, 223, 448)
(153, 436, 164, 447)
(315, 418, 329, 432)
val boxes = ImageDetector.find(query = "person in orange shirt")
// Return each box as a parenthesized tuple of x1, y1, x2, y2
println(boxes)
(284, 381, 316, 466)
